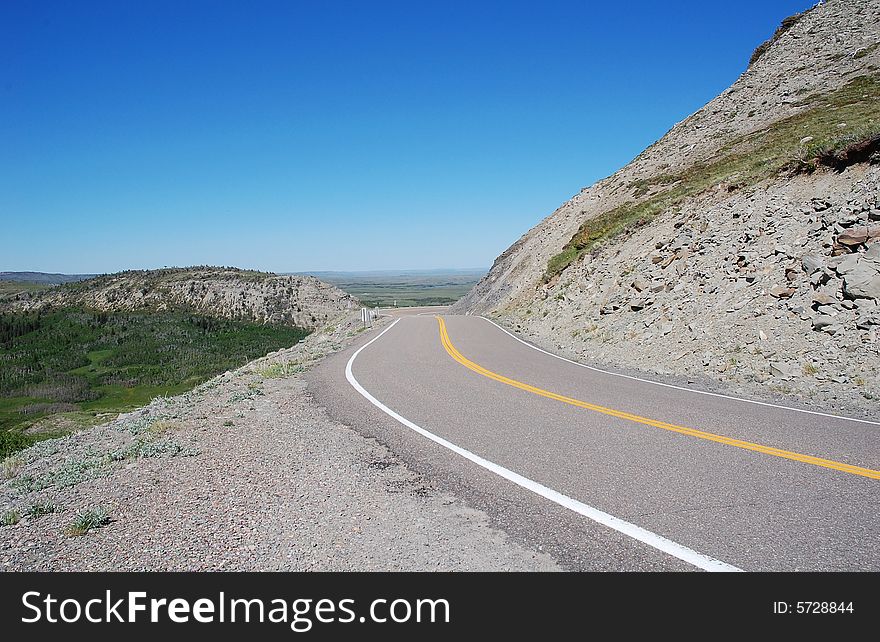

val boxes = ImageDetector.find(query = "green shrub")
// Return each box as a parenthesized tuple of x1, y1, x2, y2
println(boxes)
(66, 506, 110, 535)
(0, 432, 36, 460)
(26, 499, 57, 518)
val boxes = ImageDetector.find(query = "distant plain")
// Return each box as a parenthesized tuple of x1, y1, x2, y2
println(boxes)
(302, 269, 486, 308)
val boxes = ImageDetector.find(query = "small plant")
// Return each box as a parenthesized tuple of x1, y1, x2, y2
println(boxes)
(803, 363, 819, 375)
(10, 474, 38, 494)
(258, 362, 299, 378)
(2, 456, 22, 480)
(110, 438, 198, 460)
(66, 507, 110, 536)
(226, 384, 265, 404)
(1, 509, 20, 526)
(223, 420, 234, 427)
(148, 420, 180, 436)
(26, 500, 57, 518)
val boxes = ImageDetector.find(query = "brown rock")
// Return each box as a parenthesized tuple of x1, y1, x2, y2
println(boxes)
(769, 285, 795, 298)
(837, 228, 868, 246)
(812, 292, 837, 306)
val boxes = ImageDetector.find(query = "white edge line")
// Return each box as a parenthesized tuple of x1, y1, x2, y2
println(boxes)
(345, 318, 742, 573)
(479, 316, 880, 427)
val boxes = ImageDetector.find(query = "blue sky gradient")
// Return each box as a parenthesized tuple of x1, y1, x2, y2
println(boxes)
(1, 0, 815, 273)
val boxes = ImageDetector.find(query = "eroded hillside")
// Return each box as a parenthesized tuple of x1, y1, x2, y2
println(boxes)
(454, 0, 880, 412)
(8, 267, 357, 331)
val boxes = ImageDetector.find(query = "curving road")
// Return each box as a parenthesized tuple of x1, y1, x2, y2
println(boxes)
(310, 309, 880, 571)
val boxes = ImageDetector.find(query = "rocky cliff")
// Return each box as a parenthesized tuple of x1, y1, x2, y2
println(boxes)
(454, 0, 880, 413)
(7, 267, 357, 331)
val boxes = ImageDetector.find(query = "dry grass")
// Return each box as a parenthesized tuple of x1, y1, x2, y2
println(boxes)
(1, 456, 22, 480)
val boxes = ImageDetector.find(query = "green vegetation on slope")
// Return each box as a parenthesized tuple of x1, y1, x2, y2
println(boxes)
(545, 75, 880, 281)
(0, 308, 309, 456)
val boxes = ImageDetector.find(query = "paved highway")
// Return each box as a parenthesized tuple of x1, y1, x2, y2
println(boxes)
(310, 309, 880, 571)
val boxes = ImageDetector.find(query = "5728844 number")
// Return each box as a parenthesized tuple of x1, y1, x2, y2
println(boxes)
(773, 602, 854, 614)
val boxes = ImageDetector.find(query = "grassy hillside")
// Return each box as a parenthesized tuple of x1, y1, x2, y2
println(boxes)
(0, 308, 308, 457)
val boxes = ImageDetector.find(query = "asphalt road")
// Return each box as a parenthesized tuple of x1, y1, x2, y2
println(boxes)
(310, 309, 880, 571)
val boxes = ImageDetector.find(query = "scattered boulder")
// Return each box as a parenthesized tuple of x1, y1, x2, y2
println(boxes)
(837, 229, 867, 246)
(801, 254, 824, 274)
(769, 362, 797, 378)
(856, 313, 880, 330)
(842, 260, 880, 299)
(769, 285, 796, 298)
(838, 226, 880, 247)
(834, 254, 862, 275)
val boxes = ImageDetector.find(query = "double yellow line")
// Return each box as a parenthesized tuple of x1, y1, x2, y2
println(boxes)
(436, 316, 880, 480)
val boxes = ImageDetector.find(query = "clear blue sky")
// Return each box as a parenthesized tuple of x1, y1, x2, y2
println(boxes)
(1, 0, 814, 274)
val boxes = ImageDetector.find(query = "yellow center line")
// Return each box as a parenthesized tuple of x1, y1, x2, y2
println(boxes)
(435, 316, 880, 481)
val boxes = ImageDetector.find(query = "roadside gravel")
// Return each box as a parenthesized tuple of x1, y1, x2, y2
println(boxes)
(0, 314, 558, 571)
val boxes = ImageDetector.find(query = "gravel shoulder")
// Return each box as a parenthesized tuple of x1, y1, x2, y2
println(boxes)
(0, 314, 558, 571)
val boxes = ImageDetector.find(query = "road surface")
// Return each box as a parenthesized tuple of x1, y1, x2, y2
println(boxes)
(310, 309, 880, 571)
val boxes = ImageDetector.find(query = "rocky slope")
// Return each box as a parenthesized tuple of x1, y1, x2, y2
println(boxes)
(454, 0, 880, 414)
(0, 313, 557, 571)
(7, 267, 357, 331)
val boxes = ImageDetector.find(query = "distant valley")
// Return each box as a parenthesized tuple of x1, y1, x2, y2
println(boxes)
(0, 272, 96, 285)
(303, 268, 486, 308)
